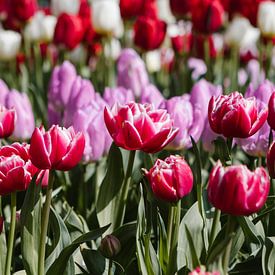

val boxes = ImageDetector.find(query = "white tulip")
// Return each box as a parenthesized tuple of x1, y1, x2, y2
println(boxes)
(68, 44, 87, 63)
(145, 50, 162, 73)
(225, 16, 260, 50)
(92, 0, 122, 36)
(258, 1, 275, 38)
(0, 30, 21, 61)
(104, 38, 121, 60)
(51, 0, 80, 16)
(24, 12, 57, 42)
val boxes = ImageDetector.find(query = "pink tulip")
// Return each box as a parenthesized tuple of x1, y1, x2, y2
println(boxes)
(0, 142, 47, 195)
(0, 106, 16, 138)
(145, 155, 193, 202)
(104, 102, 178, 153)
(29, 125, 85, 171)
(189, 266, 220, 275)
(208, 161, 270, 216)
(267, 92, 275, 130)
(208, 92, 268, 138)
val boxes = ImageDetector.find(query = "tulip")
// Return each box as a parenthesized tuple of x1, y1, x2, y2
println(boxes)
(24, 11, 57, 42)
(29, 125, 85, 171)
(0, 142, 47, 195)
(208, 161, 270, 216)
(171, 34, 192, 55)
(51, 0, 80, 17)
(5, 90, 35, 140)
(104, 102, 179, 153)
(134, 16, 167, 51)
(208, 92, 268, 138)
(0, 80, 10, 103)
(266, 141, 275, 178)
(120, 0, 145, 18)
(0, 30, 21, 61)
(140, 84, 164, 109)
(170, 0, 199, 18)
(100, 235, 121, 259)
(145, 50, 161, 73)
(189, 266, 220, 275)
(117, 49, 149, 98)
(188, 58, 207, 80)
(104, 38, 121, 61)
(257, 1, 275, 39)
(103, 87, 134, 108)
(54, 13, 84, 50)
(9, 0, 37, 21)
(0, 106, 16, 139)
(145, 155, 193, 202)
(224, 17, 260, 50)
(268, 92, 275, 130)
(71, 100, 112, 162)
(92, 0, 122, 36)
(191, 0, 224, 34)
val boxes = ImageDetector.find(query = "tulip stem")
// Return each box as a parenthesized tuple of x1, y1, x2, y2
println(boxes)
(115, 150, 136, 229)
(108, 259, 113, 275)
(222, 215, 237, 275)
(209, 208, 221, 248)
(166, 200, 181, 275)
(38, 170, 55, 275)
(5, 192, 16, 275)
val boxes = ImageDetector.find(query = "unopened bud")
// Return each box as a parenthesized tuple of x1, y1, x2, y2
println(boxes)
(100, 235, 121, 258)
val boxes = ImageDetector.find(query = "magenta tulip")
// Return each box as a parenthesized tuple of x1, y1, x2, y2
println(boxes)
(266, 141, 275, 178)
(208, 92, 268, 138)
(29, 125, 85, 171)
(267, 92, 275, 130)
(0, 106, 16, 138)
(104, 102, 179, 153)
(145, 155, 193, 202)
(208, 161, 270, 216)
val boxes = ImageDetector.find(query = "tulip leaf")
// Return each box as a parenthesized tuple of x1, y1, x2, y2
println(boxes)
(81, 249, 106, 275)
(96, 143, 124, 233)
(213, 137, 231, 165)
(136, 185, 161, 275)
(45, 207, 74, 274)
(262, 237, 275, 275)
(178, 202, 204, 271)
(157, 213, 168, 270)
(20, 179, 42, 275)
(46, 224, 110, 275)
(0, 226, 6, 275)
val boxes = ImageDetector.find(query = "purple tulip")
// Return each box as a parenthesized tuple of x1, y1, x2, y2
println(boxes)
(236, 80, 275, 156)
(0, 80, 9, 104)
(63, 76, 96, 126)
(6, 90, 35, 139)
(140, 84, 164, 108)
(188, 58, 207, 80)
(71, 97, 112, 162)
(117, 48, 149, 98)
(48, 61, 77, 124)
(103, 86, 134, 107)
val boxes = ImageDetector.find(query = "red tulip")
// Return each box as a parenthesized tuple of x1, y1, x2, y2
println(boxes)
(171, 34, 192, 54)
(0, 106, 16, 139)
(208, 92, 268, 138)
(9, 0, 37, 21)
(29, 125, 85, 171)
(191, 0, 224, 33)
(134, 16, 166, 51)
(266, 141, 275, 178)
(120, 0, 145, 18)
(0, 142, 47, 196)
(104, 102, 179, 153)
(170, 0, 199, 18)
(54, 13, 84, 50)
(208, 161, 270, 216)
(267, 92, 275, 130)
(145, 155, 193, 202)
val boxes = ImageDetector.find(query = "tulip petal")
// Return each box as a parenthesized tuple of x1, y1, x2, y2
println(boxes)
(121, 121, 142, 150)
(248, 107, 268, 136)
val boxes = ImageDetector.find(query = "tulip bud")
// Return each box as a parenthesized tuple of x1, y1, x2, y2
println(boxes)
(266, 141, 275, 178)
(0, 106, 16, 139)
(189, 266, 220, 275)
(208, 161, 270, 216)
(145, 155, 193, 202)
(104, 102, 179, 153)
(0, 30, 21, 61)
(267, 92, 275, 130)
(9, 0, 37, 22)
(208, 92, 268, 138)
(120, 0, 144, 19)
(51, 0, 80, 17)
(257, 1, 275, 39)
(100, 235, 121, 258)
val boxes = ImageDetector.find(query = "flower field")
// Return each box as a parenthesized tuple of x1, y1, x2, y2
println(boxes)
(0, 0, 274, 275)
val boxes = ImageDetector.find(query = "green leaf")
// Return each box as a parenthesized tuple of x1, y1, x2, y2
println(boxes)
(81, 249, 106, 275)
(46, 225, 110, 275)
(20, 179, 42, 275)
(262, 237, 275, 275)
(157, 213, 168, 270)
(178, 202, 204, 271)
(45, 208, 74, 275)
(96, 144, 124, 233)
(185, 226, 200, 268)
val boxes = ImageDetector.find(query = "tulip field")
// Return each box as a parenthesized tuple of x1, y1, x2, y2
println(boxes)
(1, 0, 275, 275)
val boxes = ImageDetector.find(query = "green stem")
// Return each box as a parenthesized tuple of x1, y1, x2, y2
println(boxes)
(166, 201, 181, 275)
(222, 215, 236, 275)
(5, 192, 17, 275)
(108, 259, 113, 275)
(38, 171, 55, 275)
(114, 150, 136, 229)
(209, 209, 221, 248)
